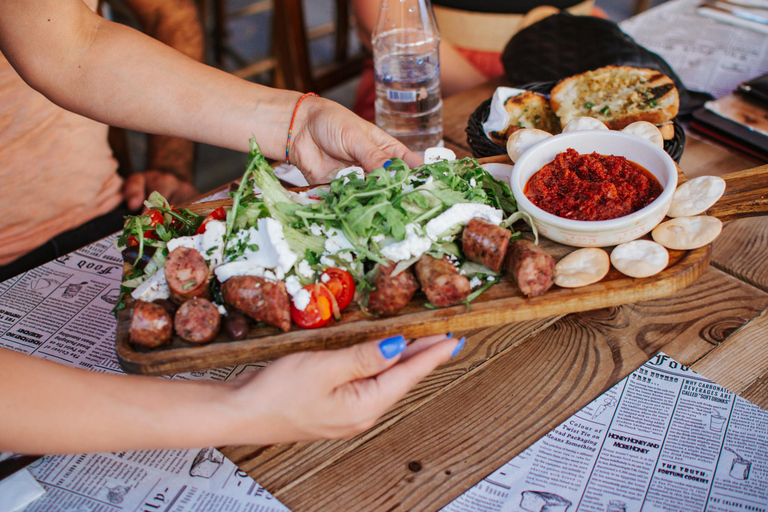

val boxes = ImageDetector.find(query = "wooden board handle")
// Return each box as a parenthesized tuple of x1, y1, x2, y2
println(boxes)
(707, 164, 768, 221)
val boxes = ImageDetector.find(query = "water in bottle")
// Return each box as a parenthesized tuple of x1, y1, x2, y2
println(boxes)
(372, 0, 442, 153)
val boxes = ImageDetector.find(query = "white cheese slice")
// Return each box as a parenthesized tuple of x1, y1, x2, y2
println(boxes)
(324, 228, 355, 254)
(131, 270, 170, 302)
(214, 217, 297, 282)
(380, 223, 432, 262)
(425, 203, 503, 239)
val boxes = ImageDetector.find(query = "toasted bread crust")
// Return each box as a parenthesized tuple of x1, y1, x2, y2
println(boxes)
(490, 91, 560, 144)
(550, 66, 679, 130)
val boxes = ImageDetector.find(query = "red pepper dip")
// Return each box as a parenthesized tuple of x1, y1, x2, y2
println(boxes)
(525, 149, 662, 221)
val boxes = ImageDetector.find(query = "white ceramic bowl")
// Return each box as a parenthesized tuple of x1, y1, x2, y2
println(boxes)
(510, 131, 678, 247)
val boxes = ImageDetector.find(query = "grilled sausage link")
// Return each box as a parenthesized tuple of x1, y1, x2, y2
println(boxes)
(174, 297, 221, 344)
(130, 300, 173, 348)
(414, 255, 471, 307)
(462, 218, 512, 273)
(164, 246, 210, 303)
(222, 276, 291, 332)
(367, 261, 419, 316)
(505, 239, 555, 297)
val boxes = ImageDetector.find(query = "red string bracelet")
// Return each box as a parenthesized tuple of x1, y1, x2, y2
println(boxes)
(286, 92, 319, 164)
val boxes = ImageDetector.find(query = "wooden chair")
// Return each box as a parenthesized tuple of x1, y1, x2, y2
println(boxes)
(208, 0, 365, 91)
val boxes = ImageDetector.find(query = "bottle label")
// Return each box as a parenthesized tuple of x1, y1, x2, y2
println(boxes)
(386, 89, 418, 103)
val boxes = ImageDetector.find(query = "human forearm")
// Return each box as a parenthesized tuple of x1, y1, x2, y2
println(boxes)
(0, 0, 299, 161)
(0, 349, 254, 454)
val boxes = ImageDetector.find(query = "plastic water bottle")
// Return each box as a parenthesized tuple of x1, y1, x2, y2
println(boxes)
(372, 0, 442, 153)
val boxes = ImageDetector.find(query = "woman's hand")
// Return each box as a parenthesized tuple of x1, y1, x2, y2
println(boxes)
(288, 97, 423, 184)
(227, 334, 463, 443)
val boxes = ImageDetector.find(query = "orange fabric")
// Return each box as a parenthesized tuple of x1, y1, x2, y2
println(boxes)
(0, 0, 122, 266)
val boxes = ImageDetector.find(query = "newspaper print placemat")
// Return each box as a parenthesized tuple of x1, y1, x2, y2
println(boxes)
(0, 234, 289, 512)
(442, 353, 768, 512)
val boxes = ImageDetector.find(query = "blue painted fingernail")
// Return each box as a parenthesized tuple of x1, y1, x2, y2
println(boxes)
(379, 335, 406, 359)
(451, 337, 466, 358)
(446, 333, 453, 339)
(383, 159, 392, 169)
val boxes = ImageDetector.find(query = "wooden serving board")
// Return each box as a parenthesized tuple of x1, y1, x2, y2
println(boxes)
(115, 161, 768, 376)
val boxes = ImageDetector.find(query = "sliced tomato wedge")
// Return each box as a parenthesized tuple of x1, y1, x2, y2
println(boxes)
(291, 283, 337, 329)
(146, 209, 165, 227)
(196, 206, 227, 234)
(321, 268, 355, 310)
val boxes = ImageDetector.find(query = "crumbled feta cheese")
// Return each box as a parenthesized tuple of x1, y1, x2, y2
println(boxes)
(371, 234, 386, 244)
(167, 234, 201, 254)
(469, 178, 477, 188)
(380, 223, 431, 262)
(201, 220, 226, 267)
(338, 251, 354, 263)
(469, 277, 483, 288)
(285, 275, 302, 296)
(342, 177, 350, 186)
(131, 270, 170, 302)
(324, 228, 354, 254)
(297, 260, 314, 279)
(425, 203, 503, 239)
(292, 289, 311, 311)
(217, 304, 228, 315)
(424, 147, 456, 164)
(309, 223, 323, 236)
(320, 255, 335, 267)
(285, 275, 311, 310)
(321, 273, 330, 283)
(214, 217, 297, 282)
(487, 276, 495, 282)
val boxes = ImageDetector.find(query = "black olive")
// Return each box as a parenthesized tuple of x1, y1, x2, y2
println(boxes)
(122, 245, 157, 269)
(224, 310, 250, 341)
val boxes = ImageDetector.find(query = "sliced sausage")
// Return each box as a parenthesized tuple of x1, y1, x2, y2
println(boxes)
(222, 276, 291, 332)
(505, 239, 555, 297)
(462, 218, 512, 273)
(414, 255, 471, 307)
(130, 300, 173, 348)
(174, 297, 221, 344)
(164, 246, 210, 303)
(367, 261, 419, 317)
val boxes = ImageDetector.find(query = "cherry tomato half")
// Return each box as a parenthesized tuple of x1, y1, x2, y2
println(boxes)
(321, 268, 355, 310)
(146, 209, 165, 227)
(291, 283, 337, 329)
(196, 206, 227, 234)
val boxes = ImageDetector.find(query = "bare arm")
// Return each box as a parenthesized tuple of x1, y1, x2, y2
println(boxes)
(0, 334, 459, 454)
(0, 0, 420, 183)
(351, 0, 486, 97)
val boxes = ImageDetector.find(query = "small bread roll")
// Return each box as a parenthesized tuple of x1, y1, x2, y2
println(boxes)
(561, 116, 609, 133)
(506, 128, 552, 162)
(554, 248, 610, 288)
(667, 176, 726, 218)
(622, 121, 664, 148)
(652, 216, 723, 250)
(611, 240, 669, 278)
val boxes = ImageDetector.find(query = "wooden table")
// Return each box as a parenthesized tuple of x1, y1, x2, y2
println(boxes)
(220, 81, 768, 511)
